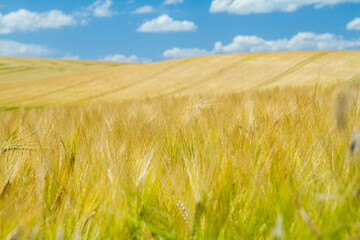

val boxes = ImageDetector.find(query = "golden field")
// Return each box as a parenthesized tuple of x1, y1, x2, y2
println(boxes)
(1, 51, 360, 239)
(1, 51, 360, 108)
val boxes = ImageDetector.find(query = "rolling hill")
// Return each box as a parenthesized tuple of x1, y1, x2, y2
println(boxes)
(0, 50, 360, 108)
(2, 51, 360, 239)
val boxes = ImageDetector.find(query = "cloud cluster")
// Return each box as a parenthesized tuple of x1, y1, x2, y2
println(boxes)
(132, 5, 154, 14)
(138, 14, 197, 32)
(163, 48, 210, 58)
(210, 0, 360, 14)
(2, 0, 359, 61)
(163, 0, 184, 5)
(347, 17, 360, 31)
(0, 0, 115, 34)
(63, 54, 81, 60)
(215, 32, 360, 52)
(163, 32, 360, 59)
(88, 0, 115, 18)
(101, 54, 152, 63)
(0, 9, 76, 34)
(0, 39, 53, 57)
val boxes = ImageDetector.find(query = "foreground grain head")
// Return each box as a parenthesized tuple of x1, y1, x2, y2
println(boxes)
(1, 85, 360, 239)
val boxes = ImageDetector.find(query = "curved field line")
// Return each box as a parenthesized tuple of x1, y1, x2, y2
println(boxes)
(0, 66, 125, 94)
(0, 66, 35, 75)
(13, 72, 116, 105)
(346, 73, 360, 84)
(0, 60, 126, 93)
(255, 51, 332, 88)
(72, 58, 198, 104)
(0, 71, 117, 106)
(158, 54, 262, 98)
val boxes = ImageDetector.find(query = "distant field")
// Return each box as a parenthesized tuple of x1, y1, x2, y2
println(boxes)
(0, 57, 124, 83)
(0, 51, 359, 108)
(1, 51, 360, 239)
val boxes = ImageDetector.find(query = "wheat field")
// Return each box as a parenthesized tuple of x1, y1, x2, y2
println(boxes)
(1, 52, 360, 239)
(1, 51, 360, 108)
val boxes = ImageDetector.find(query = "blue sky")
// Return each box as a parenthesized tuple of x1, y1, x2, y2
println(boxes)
(0, 0, 360, 62)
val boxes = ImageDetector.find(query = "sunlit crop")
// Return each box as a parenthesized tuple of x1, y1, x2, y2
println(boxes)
(1, 84, 360, 239)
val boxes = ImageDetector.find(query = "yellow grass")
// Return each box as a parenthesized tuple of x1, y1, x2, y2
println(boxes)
(1, 51, 360, 239)
(1, 51, 360, 108)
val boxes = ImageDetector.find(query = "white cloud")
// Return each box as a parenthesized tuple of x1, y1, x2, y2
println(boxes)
(63, 54, 80, 60)
(132, 5, 154, 14)
(213, 32, 360, 52)
(138, 14, 197, 32)
(210, 0, 360, 14)
(163, 48, 211, 58)
(347, 17, 360, 31)
(0, 9, 76, 34)
(163, 32, 360, 59)
(0, 39, 53, 57)
(101, 54, 152, 63)
(89, 0, 115, 17)
(0, 0, 116, 34)
(163, 0, 184, 5)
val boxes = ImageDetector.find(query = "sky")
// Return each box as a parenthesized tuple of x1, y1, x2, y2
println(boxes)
(0, 0, 360, 62)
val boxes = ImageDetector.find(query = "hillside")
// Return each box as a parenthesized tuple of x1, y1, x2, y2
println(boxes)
(2, 51, 360, 239)
(0, 51, 360, 108)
